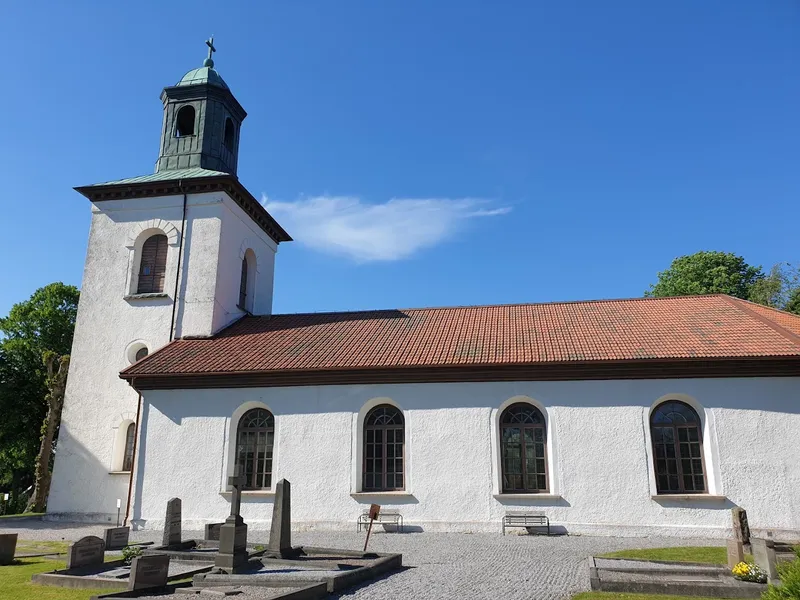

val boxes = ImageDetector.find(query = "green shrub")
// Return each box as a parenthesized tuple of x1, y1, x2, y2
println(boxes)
(121, 545, 143, 565)
(762, 556, 800, 600)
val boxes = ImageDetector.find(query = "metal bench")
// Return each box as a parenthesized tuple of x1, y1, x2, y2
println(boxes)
(502, 511, 550, 535)
(357, 510, 404, 532)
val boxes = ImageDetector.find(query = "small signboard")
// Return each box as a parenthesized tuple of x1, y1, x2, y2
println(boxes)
(369, 504, 380, 520)
(363, 503, 382, 552)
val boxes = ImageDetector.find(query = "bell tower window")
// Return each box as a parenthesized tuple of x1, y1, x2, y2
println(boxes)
(137, 234, 168, 294)
(175, 105, 196, 137)
(224, 118, 235, 151)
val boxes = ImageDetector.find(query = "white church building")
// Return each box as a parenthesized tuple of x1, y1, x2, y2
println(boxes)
(48, 45, 800, 540)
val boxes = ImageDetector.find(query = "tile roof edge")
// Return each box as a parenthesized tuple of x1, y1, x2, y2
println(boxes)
(120, 314, 255, 377)
(258, 294, 731, 320)
(721, 295, 800, 349)
(119, 355, 800, 383)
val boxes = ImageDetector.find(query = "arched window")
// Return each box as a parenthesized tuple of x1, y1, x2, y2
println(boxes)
(137, 234, 168, 294)
(238, 249, 256, 312)
(500, 403, 547, 493)
(235, 408, 275, 490)
(175, 105, 195, 137)
(122, 423, 136, 472)
(238, 257, 248, 310)
(224, 117, 235, 151)
(363, 405, 404, 491)
(651, 401, 706, 494)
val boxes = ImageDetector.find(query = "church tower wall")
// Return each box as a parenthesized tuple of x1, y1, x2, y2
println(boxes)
(48, 191, 279, 521)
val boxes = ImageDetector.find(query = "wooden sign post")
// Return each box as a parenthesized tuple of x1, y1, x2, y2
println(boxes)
(363, 504, 381, 552)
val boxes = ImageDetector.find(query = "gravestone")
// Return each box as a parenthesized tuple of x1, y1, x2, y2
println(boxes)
(205, 522, 224, 541)
(268, 479, 292, 557)
(216, 473, 248, 573)
(0, 533, 17, 565)
(752, 538, 779, 583)
(731, 507, 750, 544)
(129, 554, 170, 590)
(726, 538, 745, 569)
(163, 497, 182, 546)
(66, 536, 105, 569)
(104, 526, 130, 551)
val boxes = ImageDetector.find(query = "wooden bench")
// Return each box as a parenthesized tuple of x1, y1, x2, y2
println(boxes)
(357, 511, 404, 532)
(502, 511, 550, 535)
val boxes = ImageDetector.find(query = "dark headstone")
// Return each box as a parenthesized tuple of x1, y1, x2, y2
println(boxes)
(104, 526, 130, 551)
(66, 536, 105, 569)
(268, 479, 292, 557)
(205, 522, 224, 541)
(129, 554, 170, 590)
(0, 533, 17, 565)
(727, 538, 745, 569)
(163, 497, 182, 546)
(732, 507, 750, 544)
(752, 538, 779, 583)
(216, 473, 248, 573)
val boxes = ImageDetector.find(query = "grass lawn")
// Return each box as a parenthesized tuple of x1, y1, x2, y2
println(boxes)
(0, 557, 123, 600)
(15, 540, 70, 555)
(598, 546, 751, 565)
(574, 593, 730, 600)
(0, 512, 44, 519)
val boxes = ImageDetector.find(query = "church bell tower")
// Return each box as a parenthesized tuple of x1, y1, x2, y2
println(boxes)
(155, 37, 246, 175)
(47, 39, 290, 525)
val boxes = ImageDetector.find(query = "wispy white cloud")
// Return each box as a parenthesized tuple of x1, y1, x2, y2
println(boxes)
(262, 195, 511, 262)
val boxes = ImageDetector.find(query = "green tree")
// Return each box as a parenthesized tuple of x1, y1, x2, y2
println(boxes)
(0, 283, 79, 510)
(785, 289, 800, 316)
(749, 263, 800, 314)
(646, 251, 764, 300)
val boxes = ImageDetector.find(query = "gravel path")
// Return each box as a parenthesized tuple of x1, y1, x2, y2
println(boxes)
(1, 519, 719, 599)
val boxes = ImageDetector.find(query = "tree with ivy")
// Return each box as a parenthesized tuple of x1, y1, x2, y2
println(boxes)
(0, 283, 79, 511)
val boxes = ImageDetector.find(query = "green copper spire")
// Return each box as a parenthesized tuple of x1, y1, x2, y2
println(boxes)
(156, 36, 246, 175)
(204, 35, 216, 68)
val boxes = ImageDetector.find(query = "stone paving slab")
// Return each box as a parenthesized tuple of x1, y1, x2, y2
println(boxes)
(3, 519, 722, 600)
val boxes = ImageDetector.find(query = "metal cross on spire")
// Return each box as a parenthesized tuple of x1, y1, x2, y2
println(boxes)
(204, 35, 216, 68)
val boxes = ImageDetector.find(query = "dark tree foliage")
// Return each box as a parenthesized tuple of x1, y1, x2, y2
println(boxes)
(0, 283, 79, 509)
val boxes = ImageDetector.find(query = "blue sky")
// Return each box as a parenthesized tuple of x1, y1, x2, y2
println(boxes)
(1, 0, 798, 317)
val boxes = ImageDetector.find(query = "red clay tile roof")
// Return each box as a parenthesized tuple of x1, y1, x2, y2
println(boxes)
(122, 295, 800, 379)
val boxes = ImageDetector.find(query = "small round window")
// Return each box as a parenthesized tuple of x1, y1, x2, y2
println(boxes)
(126, 341, 150, 365)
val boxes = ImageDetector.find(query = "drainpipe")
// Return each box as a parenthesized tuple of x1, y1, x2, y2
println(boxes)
(123, 389, 143, 527)
(169, 182, 188, 342)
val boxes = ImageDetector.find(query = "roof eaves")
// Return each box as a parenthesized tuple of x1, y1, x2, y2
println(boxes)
(74, 173, 292, 244)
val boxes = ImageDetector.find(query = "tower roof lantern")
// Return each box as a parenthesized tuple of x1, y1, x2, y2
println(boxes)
(176, 36, 228, 89)
(176, 66, 229, 89)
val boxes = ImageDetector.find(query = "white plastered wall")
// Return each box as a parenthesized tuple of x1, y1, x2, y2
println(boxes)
(48, 190, 279, 522)
(212, 195, 277, 328)
(132, 376, 800, 539)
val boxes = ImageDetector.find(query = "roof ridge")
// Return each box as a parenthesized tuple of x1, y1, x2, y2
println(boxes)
(720, 295, 800, 349)
(266, 294, 730, 319)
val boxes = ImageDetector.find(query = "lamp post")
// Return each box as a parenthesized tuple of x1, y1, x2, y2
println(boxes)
(116, 499, 121, 527)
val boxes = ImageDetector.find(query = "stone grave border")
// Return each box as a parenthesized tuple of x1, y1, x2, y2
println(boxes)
(30, 558, 213, 590)
(90, 581, 328, 600)
(588, 556, 767, 598)
(193, 548, 403, 594)
(143, 538, 266, 562)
